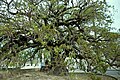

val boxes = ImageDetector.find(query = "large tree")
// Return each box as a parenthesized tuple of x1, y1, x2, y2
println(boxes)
(0, 0, 120, 75)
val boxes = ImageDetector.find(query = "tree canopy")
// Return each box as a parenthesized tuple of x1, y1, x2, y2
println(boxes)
(0, 0, 120, 75)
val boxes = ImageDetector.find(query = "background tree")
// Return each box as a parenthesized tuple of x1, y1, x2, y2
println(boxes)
(0, 0, 120, 75)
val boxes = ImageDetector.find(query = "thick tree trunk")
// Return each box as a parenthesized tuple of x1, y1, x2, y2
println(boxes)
(50, 65, 68, 76)
(49, 55, 68, 76)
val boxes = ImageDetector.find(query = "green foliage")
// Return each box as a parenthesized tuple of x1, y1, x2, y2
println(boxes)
(0, 0, 119, 75)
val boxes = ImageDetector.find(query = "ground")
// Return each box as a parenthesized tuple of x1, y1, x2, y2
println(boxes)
(0, 69, 118, 80)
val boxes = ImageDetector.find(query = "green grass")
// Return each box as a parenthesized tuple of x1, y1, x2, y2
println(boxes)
(0, 69, 118, 80)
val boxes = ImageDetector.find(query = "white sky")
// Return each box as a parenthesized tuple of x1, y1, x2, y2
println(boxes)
(107, 0, 120, 31)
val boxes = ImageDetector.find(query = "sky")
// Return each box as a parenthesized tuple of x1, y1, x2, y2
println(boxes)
(107, 0, 120, 31)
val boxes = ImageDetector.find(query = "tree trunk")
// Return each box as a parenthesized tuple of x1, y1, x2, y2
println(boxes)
(49, 55, 68, 76)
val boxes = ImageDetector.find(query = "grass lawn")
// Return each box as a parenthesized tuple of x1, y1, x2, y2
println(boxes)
(0, 69, 118, 80)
